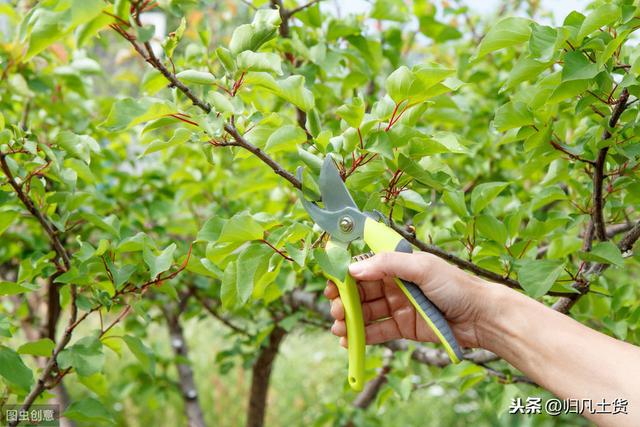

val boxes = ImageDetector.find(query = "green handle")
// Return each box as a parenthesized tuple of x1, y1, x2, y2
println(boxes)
(324, 242, 365, 391)
(363, 218, 463, 363)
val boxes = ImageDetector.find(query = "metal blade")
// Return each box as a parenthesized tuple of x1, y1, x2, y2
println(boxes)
(297, 165, 365, 243)
(319, 157, 358, 211)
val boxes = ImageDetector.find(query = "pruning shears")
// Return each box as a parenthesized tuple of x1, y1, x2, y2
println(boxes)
(297, 157, 463, 391)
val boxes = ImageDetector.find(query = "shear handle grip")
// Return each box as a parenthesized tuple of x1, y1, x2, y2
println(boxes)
(394, 239, 464, 363)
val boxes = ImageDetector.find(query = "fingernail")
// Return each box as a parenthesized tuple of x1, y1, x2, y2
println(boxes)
(349, 261, 365, 276)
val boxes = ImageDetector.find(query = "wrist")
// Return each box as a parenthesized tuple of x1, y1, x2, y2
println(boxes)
(473, 283, 528, 355)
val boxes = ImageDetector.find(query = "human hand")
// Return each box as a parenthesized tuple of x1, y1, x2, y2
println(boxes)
(324, 251, 498, 349)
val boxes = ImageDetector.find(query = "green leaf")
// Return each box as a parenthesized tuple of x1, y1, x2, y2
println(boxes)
(244, 73, 315, 111)
(18, 338, 55, 357)
(476, 17, 532, 58)
(470, 182, 508, 213)
(504, 57, 550, 89)
(122, 335, 155, 376)
(229, 9, 281, 54)
(143, 243, 176, 279)
(336, 97, 365, 128)
(216, 47, 236, 74)
(56, 131, 101, 164)
(236, 51, 282, 75)
(517, 259, 564, 298)
(528, 23, 557, 62)
(221, 262, 238, 309)
(175, 69, 217, 85)
(398, 154, 454, 191)
(579, 241, 625, 267)
(64, 397, 113, 424)
(276, 75, 315, 112)
(371, 0, 409, 22)
(265, 125, 307, 153)
(493, 102, 534, 132)
(207, 91, 234, 115)
(367, 131, 394, 160)
(101, 97, 175, 132)
(197, 217, 225, 242)
(577, 3, 621, 41)
(442, 190, 468, 218)
(385, 65, 454, 105)
(0, 211, 17, 235)
(24, 0, 104, 60)
(136, 24, 155, 43)
(58, 336, 105, 377)
(218, 211, 264, 242)
(236, 243, 272, 305)
(103, 257, 136, 289)
(476, 215, 507, 245)
(531, 186, 566, 211)
(548, 79, 589, 104)
(562, 51, 598, 82)
(385, 66, 413, 104)
(0, 281, 38, 296)
(162, 17, 186, 58)
(314, 244, 350, 281)
(143, 128, 192, 156)
(0, 345, 33, 390)
(431, 132, 468, 154)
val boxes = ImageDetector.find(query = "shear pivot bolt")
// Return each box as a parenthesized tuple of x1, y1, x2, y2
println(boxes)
(339, 216, 354, 233)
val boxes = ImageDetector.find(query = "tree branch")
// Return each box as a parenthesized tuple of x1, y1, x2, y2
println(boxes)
(352, 350, 393, 409)
(193, 288, 250, 336)
(389, 221, 572, 297)
(591, 88, 630, 242)
(161, 304, 207, 427)
(1, 151, 79, 425)
(112, 24, 302, 189)
(552, 220, 640, 313)
(246, 325, 286, 427)
(286, 0, 323, 17)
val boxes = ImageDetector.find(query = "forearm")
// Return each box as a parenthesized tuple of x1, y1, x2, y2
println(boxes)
(477, 284, 640, 426)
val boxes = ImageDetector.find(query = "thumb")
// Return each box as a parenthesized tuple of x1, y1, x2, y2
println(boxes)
(348, 252, 432, 284)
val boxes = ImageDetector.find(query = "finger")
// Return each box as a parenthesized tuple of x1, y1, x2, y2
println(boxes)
(324, 281, 339, 299)
(331, 320, 346, 337)
(339, 336, 347, 348)
(349, 252, 433, 285)
(357, 280, 385, 302)
(363, 318, 402, 344)
(330, 298, 345, 321)
(362, 298, 391, 323)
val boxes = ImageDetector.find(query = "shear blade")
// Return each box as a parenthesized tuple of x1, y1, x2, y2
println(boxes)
(319, 157, 358, 211)
(296, 161, 366, 243)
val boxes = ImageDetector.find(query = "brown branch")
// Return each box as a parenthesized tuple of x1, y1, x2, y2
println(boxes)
(388, 221, 572, 297)
(352, 350, 392, 409)
(552, 220, 640, 313)
(193, 289, 250, 336)
(285, 0, 323, 17)
(246, 325, 286, 427)
(592, 88, 630, 242)
(1, 151, 79, 424)
(161, 303, 207, 427)
(269, 0, 289, 37)
(260, 238, 294, 261)
(0, 153, 70, 269)
(113, 25, 302, 189)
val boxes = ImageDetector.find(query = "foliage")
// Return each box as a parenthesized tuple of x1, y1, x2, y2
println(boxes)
(0, 0, 639, 425)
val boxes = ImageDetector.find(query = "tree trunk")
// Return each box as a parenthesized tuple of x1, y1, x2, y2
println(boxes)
(246, 326, 286, 427)
(164, 308, 207, 427)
